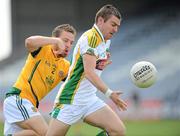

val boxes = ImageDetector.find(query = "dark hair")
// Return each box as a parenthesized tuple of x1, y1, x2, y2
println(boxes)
(52, 24, 76, 37)
(95, 4, 121, 23)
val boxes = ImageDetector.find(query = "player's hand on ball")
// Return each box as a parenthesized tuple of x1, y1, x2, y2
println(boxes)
(110, 91, 127, 111)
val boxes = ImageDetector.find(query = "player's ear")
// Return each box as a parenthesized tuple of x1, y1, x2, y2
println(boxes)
(97, 16, 104, 25)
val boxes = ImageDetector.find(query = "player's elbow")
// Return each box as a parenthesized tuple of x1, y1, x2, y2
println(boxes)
(25, 37, 33, 49)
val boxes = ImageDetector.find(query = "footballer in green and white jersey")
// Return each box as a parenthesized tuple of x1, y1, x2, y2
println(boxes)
(55, 24, 111, 105)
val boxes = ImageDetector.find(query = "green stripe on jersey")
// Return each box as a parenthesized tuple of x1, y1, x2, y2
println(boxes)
(28, 60, 41, 82)
(89, 33, 97, 48)
(59, 56, 84, 104)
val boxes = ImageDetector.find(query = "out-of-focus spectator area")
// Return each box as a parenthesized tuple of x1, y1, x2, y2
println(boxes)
(0, 0, 180, 121)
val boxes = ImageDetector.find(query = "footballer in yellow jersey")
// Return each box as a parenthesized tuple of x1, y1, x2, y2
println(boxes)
(8, 45, 70, 108)
(3, 24, 76, 136)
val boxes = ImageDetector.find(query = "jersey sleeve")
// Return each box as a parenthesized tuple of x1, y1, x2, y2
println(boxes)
(79, 35, 98, 58)
(29, 45, 50, 60)
(30, 47, 42, 58)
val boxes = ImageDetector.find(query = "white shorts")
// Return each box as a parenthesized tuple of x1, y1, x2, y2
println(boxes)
(3, 95, 41, 135)
(51, 97, 106, 125)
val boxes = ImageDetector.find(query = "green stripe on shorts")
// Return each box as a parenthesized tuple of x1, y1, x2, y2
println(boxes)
(51, 107, 60, 119)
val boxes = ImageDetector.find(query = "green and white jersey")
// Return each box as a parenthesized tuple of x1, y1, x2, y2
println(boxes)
(55, 24, 111, 105)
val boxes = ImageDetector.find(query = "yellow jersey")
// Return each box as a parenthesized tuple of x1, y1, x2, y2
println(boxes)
(6, 45, 70, 107)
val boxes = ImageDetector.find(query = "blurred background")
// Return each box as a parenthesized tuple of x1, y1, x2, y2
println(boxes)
(0, 0, 180, 135)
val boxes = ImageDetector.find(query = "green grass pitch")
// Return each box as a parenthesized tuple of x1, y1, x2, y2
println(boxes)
(0, 120, 180, 136)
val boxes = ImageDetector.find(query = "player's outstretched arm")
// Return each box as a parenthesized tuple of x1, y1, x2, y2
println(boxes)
(25, 36, 65, 53)
(83, 53, 127, 111)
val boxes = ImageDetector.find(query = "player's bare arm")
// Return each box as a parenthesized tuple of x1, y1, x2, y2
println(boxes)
(25, 35, 65, 53)
(83, 53, 127, 111)
(83, 53, 108, 93)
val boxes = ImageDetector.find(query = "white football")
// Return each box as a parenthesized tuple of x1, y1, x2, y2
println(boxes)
(130, 61, 157, 88)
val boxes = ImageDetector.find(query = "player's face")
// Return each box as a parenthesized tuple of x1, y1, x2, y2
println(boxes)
(101, 15, 120, 40)
(57, 31, 75, 58)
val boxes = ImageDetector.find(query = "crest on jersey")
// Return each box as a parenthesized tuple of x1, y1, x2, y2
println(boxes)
(59, 70, 64, 78)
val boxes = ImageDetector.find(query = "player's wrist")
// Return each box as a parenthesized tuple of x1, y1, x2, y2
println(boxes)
(105, 88, 113, 98)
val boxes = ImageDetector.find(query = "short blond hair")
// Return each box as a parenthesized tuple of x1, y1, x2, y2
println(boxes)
(52, 24, 76, 37)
